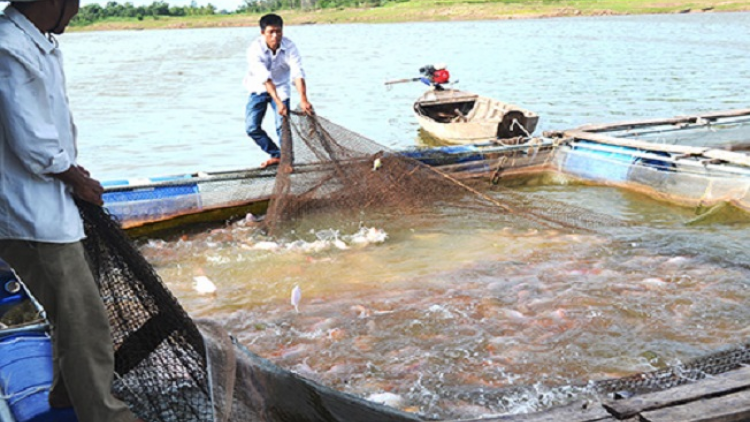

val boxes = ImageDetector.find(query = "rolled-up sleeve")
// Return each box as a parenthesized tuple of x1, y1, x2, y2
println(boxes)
(286, 43, 305, 81)
(0, 50, 70, 178)
(246, 43, 271, 83)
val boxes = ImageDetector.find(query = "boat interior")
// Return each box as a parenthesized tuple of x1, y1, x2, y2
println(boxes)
(416, 99, 477, 123)
(417, 97, 531, 138)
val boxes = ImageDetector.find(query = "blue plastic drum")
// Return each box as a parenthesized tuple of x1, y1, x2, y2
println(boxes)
(0, 332, 78, 422)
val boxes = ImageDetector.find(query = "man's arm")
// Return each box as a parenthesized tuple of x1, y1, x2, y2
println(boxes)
(287, 43, 312, 115)
(0, 51, 102, 206)
(294, 78, 313, 115)
(264, 79, 288, 117)
(0, 52, 71, 177)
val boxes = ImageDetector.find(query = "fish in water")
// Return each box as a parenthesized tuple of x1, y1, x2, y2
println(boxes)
(366, 392, 404, 408)
(193, 275, 217, 295)
(291, 285, 302, 313)
(333, 238, 349, 250)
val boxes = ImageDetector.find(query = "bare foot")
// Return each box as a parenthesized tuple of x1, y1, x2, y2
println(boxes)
(260, 157, 281, 168)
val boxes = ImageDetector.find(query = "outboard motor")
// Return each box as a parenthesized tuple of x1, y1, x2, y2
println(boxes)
(419, 63, 450, 90)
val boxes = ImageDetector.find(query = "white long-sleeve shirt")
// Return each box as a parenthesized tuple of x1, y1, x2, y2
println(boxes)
(0, 7, 84, 242)
(243, 36, 305, 101)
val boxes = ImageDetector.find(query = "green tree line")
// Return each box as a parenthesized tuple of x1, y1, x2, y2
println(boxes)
(237, 0, 390, 13)
(71, 0, 393, 25)
(72, 1, 220, 25)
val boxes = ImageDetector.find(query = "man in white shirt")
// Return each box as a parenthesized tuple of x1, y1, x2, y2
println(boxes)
(0, 2, 143, 422)
(244, 13, 313, 168)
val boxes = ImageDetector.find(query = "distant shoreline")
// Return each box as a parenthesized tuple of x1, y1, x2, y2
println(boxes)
(70, 1, 750, 31)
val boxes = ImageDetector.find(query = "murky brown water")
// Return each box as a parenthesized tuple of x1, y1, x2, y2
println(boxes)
(140, 184, 750, 419)
(54, 12, 750, 419)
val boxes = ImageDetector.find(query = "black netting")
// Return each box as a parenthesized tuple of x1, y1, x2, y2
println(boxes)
(77, 200, 423, 422)
(593, 342, 750, 397)
(67, 112, 750, 421)
(78, 199, 213, 422)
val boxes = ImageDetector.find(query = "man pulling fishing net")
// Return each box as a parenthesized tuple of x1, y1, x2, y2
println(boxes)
(243, 13, 314, 170)
(0, 1, 145, 421)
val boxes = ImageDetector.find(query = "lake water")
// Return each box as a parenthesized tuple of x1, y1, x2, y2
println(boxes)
(63, 12, 750, 179)
(60, 12, 750, 419)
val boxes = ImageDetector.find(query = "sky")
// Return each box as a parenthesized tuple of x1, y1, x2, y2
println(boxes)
(81, 0, 245, 13)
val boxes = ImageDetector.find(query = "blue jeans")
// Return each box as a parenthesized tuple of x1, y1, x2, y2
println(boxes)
(245, 93, 289, 159)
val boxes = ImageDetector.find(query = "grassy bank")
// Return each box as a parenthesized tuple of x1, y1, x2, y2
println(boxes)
(72, 0, 750, 31)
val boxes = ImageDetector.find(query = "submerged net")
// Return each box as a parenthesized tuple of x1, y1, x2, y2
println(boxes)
(78, 200, 421, 422)
(61, 113, 750, 421)
(263, 112, 626, 236)
(593, 341, 750, 397)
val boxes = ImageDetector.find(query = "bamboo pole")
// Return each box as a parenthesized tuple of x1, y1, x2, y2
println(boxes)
(573, 109, 750, 133)
(563, 130, 708, 155)
(563, 130, 750, 169)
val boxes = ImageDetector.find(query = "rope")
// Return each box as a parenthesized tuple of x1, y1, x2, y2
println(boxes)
(414, 157, 569, 230)
(510, 118, 532, 137)
(1, 386, 50, 406)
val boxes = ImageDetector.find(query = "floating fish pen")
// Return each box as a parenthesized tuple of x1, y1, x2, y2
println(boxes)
(547, 108, 750, 220)
(5, 110, 748, 422)
(100, 109, 750, 238)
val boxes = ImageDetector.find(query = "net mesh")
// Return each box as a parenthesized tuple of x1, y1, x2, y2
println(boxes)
(78, 199, 213, 422)
(593, 341, 750, 396)
(63, 113, 750, 421)
(77, 199, 421, 422)
(263, 112, 625, 236)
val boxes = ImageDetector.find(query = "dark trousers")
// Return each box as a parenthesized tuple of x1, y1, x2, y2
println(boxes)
(0, 240, 137, 422)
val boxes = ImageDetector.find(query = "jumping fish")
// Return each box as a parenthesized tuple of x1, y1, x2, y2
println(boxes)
(291, 285, 302, 313)
(193, 275, 217, 295)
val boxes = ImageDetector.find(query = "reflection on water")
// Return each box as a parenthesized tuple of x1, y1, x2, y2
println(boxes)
(141, 186, 750, 419)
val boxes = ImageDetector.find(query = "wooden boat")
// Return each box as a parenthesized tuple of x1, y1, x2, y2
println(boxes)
(102, 140, 557, 238)
(413, 89, 540, 144)
(99, 109, 750, 238)
(102, 167, 278, 238)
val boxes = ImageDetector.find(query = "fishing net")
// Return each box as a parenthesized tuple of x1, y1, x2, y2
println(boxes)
(31, 113, 747, 422)
(78, 199, 212, 422)
(57, 201, 750, 422)
(77, 199, 421, 422)
(593, 341, 750, 397)
(263, 112, 626, 236)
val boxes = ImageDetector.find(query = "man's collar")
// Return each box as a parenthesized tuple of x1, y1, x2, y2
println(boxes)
(4, 6, 56, 54)
(259, 37, 286, 54)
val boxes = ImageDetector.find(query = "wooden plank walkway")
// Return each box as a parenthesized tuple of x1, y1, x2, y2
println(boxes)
(453, 366, 750, 422)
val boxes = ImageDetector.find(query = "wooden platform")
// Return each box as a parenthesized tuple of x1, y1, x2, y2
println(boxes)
(453, 366, 750, 422)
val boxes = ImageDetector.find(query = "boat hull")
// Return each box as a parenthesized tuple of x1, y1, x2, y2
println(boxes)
(103, 141, 557, 237)
(413, 89, 539, 144)
(554, 138, 750, 217)
(100, 108, 750, 237)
